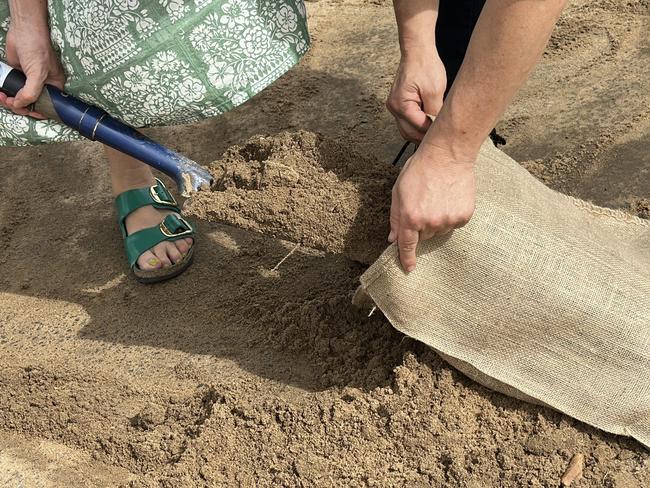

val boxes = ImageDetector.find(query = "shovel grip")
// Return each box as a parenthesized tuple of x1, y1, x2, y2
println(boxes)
(0, 61, 60, 120)
(0, 62, 27, 97)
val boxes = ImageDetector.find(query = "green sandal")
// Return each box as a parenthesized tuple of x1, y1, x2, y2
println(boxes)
(115, 178, 196, 284)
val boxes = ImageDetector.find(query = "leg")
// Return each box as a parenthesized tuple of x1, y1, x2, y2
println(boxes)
(436, 0, 505, 146)
(436, 0, 488, 94)
(106, 147, 193, 271)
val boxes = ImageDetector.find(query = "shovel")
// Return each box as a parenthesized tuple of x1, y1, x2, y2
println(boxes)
(0, 61, 213, 197)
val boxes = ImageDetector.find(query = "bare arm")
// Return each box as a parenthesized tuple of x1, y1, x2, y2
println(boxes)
(8, 0, 48, 25)
(387, 0, 444, 141)
(423, 0, 567, 160)
(392, 0, 438, 55)
(390, 0, 567, 272)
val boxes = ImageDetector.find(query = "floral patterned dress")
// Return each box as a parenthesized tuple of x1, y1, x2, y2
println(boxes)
(0, 0, 309, 146)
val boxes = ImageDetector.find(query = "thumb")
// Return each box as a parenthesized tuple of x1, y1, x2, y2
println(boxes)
(401, 100, 431, 134)
(46, 57, 66, 90)
(14, 68, 46, 109)
(398, 227, 419, 273)
(421, 90, 444, 118)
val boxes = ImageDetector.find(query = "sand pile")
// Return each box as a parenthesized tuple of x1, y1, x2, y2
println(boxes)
(186, 131, 398, 264)
(180, 129, 648, 487)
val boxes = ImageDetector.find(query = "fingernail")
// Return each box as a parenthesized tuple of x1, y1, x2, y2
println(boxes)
(406, 265, 415, 273)
(388, 231, 395, 243)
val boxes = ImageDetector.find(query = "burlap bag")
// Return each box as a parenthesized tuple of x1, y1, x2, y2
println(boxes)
(359, 140, 650, 447)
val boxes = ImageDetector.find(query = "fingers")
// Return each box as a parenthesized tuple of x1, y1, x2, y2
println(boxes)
(401, 101, 433, 134)
(387, 98, 431, 143)
(398, 227, 419, 273)
(419, 229, 436, 241)
(3, 61, 50, 118)
(14, 68, 47, 110)
(395, 120, 423, 143)
(0, 92, 46, 119)
(421, 89, 444, 118)
(0, 92, 9, 111)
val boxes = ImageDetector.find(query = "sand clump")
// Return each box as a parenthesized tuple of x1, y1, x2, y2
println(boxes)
(187, 130, 647, 263)
(631, 198, 649, 219)
(186, 131, 398, 264)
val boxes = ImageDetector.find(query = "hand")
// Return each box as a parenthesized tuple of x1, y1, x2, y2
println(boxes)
(0, 18, 65, 118)
(386, 49, 447, 143)
(388, 143, 476, 272)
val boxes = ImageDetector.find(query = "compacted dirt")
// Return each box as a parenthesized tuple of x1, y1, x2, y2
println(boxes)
(0, 0, 648, 486)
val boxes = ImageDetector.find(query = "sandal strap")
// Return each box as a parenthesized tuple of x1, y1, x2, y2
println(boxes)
(115, 178, 180, 236)
(124, 214, 194, 268)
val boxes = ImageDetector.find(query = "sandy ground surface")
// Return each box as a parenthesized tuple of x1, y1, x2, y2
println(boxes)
(0, 0, 648, 486)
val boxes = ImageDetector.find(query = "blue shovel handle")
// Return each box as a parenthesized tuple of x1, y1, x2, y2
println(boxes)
(0, 61, 213, 196)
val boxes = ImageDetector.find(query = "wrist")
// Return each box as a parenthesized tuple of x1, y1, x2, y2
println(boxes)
(10, 18, 49, 35)
(419, 84, 496, 164)
(395, 2, 438, 57)
(399, 42, 440, 68)
(419, 116, 482, 165)
(9, 0, 48, 28)
(399, 34, 437, 58)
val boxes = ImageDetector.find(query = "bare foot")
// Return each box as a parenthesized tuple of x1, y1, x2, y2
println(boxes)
(124, 205, 194, 271)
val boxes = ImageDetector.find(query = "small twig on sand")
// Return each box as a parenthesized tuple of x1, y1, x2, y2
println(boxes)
(271, 243, 300, 271)
(368, 306, 377, 317)
(561, 453, 585, 487)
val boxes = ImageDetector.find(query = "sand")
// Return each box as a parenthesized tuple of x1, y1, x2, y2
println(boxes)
(0, 0, 648, 486)
(185, 131, 398, 265)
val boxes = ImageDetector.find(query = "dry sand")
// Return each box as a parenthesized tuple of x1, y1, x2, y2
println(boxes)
(0, 0, 648, 486)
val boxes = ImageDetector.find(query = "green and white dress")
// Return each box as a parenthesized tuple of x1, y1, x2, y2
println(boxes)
(0, 0, 309, 146)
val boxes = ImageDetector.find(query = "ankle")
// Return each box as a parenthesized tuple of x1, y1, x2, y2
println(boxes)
(111, 172, 156, 197)
(106, 149, 156, 197)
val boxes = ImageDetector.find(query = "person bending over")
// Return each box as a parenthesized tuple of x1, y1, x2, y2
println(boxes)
(387, 0, 567, 271)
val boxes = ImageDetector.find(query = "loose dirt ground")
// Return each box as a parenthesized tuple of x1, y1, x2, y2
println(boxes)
(0, 0, 648, 486)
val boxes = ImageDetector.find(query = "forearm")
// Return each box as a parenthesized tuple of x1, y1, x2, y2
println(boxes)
(423, 0, 567, 160)
(393, 0, 439, 56)
(8, 0, 48, 27)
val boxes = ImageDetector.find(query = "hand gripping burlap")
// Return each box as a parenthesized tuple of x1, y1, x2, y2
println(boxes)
(359, 140, 650, 447)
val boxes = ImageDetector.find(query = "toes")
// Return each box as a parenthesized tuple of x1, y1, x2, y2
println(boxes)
(137, 250, 162, 271)
(165, 242, 183, 264)
(174, 239, 190, 255)
(140, 241, 184, 271)
(152, 242, 173, 268)
(184, 237, 194, 247)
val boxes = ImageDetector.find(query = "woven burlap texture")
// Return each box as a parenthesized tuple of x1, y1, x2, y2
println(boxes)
(359, 141, 649, 448)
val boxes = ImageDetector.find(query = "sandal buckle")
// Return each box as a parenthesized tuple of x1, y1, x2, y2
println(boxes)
(160, 215, 193, 238)
(150, 178, 177, 206)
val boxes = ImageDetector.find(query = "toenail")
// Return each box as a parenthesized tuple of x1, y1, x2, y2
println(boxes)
(148, 257, 160, 267)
